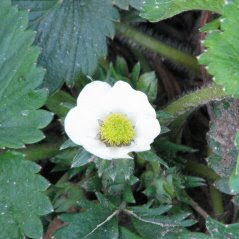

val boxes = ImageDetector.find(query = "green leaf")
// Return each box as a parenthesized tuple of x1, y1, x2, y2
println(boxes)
(199, 0, 239, 97)
(53, 182, 85, 213)
(206, 217, 239, 239)
(214, 178, 236, 195)
(14, 0, 119, 92)
(128, 204, 172, 217)
(120, 227, 143, 239)
(140, 0, 224, 22)
(55, 203, 119, 239)
(71, 148, 95, 168)
(137, 150, 168, 168)
(229, 131, 239, 193)
(46, 90, 75, 118)
(130, 210, 196, 239)
(207, 99, 239, 178)
(60, 139, 78, 150)
(200, 18, 222, 32)
(0, 0, 53, 148)
(164, 231, 212, 239)
(95, 158, 134, 181)
(113, 0, 143, 10)
(136, 72, 158, 102)
(229, 169, 239, 194)
(0, 152, 53, 239)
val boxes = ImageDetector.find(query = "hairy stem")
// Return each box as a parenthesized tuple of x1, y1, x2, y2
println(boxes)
(164, 83, 227, 118)
(115, 22, 200, 74)
(163, 83, 227, 137)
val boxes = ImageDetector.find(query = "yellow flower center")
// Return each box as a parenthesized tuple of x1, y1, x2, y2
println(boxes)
(99, 113, 135, 146)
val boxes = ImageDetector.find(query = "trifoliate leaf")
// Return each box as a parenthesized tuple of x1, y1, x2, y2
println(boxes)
(199, 0, 239, 97)
(0, 0, 53, 148)
(140, 0, 224, 22)
(13, 0, 119, 92)
(54, 202, 119, 239)
(136, 72, 158, 102)
(95, 158, 134, 181)
(113, 0, 143, 10)
(0, 152, 53, 239)
(206, 217, 239, 239)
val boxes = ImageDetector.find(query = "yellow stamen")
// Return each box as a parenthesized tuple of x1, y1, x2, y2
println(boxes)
(99, 113, 135, 146)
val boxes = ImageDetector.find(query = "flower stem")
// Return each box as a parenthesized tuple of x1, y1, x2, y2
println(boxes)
(164, 83, 227, 119)
(209, 185, 224, 219)
(185, 161, 220, 181)
(163, 83, 227, 136)
(115, 22, 200, 74)
(185, 161, 224, 219)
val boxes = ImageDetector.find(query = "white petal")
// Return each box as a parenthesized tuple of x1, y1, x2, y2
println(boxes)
(77, 81, 111, 111)
(82, 138, 132, 160)
(102, 81, 156, 120)
(134, 116, 161, 146)
(128, 143, 151, 152)
(64, 106, 99, 145)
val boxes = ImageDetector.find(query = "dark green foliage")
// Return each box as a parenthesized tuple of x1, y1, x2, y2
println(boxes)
(13, 0, 119, 92)
(0, 152, 52, 239)
(0, 0, 52, 148)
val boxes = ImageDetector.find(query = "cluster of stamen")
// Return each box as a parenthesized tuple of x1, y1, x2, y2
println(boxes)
(99, 113, 135, 146)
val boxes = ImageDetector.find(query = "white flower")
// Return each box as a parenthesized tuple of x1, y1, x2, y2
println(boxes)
(64, 81, 160, 160)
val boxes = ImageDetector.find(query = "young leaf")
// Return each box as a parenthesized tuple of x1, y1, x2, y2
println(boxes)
(95, 158, 134, 181)
(71, 148, 95, 168)
(200, 0, 239, 97)
(206, 217, 239, 239)
(140, 0, 224, 22)
(13, 0, 119, 92)
(136, 72, 158, 102)
(137, 150, 168, 168)
(0, 152, 53, 239)
(0, 0, 53, 148)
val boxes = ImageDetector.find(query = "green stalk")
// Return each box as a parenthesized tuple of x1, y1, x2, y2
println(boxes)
(185, 161, 220, 181)
(164, 83, 226, 118)
(185, 160, 224, 219)
(115, 22, 200, 74)
(209, 185, 224, 219)
(19, 142, 61, 161)
(163, 83, 227, 137)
